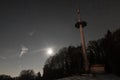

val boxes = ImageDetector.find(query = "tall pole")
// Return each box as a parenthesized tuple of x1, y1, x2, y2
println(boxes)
(75, 9, 89, 72)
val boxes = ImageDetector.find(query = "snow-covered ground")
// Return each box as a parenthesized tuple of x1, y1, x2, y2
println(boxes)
(57, 74, 120, 80)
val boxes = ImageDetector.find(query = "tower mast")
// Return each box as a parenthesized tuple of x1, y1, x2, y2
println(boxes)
(75, 8, 89, 72)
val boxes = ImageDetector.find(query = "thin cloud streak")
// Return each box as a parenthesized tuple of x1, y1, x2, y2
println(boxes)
(0, 56, 6, 60)
(29, 31, 34, 36)
(31, 48, 46, 54)
(19, 45, 29, 57)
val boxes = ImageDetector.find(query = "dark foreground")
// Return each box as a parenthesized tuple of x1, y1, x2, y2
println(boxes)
(57, 74, 120, 80)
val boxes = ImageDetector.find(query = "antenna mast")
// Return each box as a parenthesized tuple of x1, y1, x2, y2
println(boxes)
(75, 8, 89, 73)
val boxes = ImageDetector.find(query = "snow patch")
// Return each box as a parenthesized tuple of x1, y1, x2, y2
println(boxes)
(57, 74, 120, 80)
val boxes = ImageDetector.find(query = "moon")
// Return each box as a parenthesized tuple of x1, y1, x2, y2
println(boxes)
(47, 48, 53, 55)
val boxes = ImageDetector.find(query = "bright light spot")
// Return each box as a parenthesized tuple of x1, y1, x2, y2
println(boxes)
(47, 48, 53, 55)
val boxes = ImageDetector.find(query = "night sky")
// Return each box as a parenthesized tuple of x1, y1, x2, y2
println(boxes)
(0, 0, 120, 77)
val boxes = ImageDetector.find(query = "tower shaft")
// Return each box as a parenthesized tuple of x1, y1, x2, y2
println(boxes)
(75, 8, 89, 72)
(79, 24, 89, 72)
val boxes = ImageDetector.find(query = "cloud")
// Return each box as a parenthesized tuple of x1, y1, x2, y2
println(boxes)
(19, 45, 28, 57)
(0, 56, 6, 60)
(29, 31, 34, 36)
(31, 49, 45, 53)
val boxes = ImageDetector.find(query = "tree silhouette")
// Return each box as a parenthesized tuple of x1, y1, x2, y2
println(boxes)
(109, 29, 120, 75)
(36, 72, 41, 80)
(87, 29, 120, 75)
(0, 74, 13, 80)
(19, 69, 36, 80)
(87, 40, 105, 65)
(101, 30, 113, 73)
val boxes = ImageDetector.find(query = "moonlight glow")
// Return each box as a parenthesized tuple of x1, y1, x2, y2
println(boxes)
(47, 48, 53, 55)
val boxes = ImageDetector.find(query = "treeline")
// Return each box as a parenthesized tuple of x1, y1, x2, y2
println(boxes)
(43, 46, 84, 80)
(43, 28, 120, 80)
(0, 70, 42, 80)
